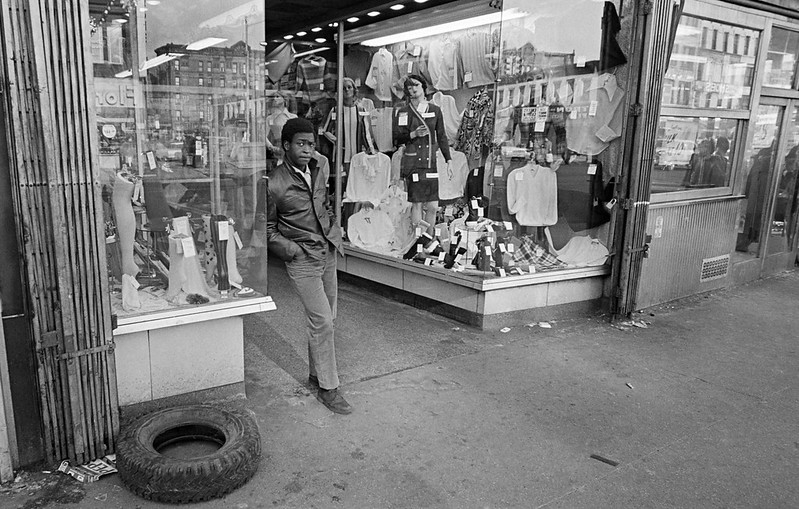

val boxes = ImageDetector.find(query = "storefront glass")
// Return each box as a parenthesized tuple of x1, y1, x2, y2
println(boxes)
(90, 0, 271, 318)
(766, 105, 799, 255)
(651, 12, 759, 197)
(334, 0, 626, 278)
(736, 104, 784, 257)
(764, 27, 799, 90)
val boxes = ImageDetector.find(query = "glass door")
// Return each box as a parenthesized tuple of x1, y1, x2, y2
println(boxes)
(765, 104, 799, 256)
(735, 101, 785, 259)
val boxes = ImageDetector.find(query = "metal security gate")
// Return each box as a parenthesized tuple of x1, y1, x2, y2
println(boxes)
(611, 0, 684, 317)
(0, 0, 118, 464)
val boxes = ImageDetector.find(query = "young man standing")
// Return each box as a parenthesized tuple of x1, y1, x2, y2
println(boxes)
(266, 117, 352, 415)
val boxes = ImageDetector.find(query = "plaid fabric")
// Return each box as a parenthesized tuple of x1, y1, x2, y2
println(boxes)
(512, 235, 565, 271)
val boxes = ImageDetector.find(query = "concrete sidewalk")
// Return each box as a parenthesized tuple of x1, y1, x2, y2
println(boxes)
(3, 268, 798, 508)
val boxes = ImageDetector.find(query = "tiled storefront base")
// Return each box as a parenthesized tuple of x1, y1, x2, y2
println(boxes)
(339, 247, 610, 329)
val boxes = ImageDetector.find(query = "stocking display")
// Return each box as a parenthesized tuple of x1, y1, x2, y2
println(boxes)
(165, 233, 212, 303)
(212, 214, 230, 295)
(112, 172, 140, 277)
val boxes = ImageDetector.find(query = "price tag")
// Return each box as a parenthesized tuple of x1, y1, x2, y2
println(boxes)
(494, 164, 504, 178)
(515, 171, 524, 181)
(412, 173, 419, 182)
(434, 228, 441, 237)
(438, 252, 446, 262)
(521, 107, 535, 124)
(424, 258, 433, 266)
(534, 120, 546, 132)
(331, 111, 337, 120)
(181, 236, 196, 257)
(417, 244, 423, 253)
(498, 268, 507, 277)
(318, 127, 325, 135)
(514, 267, 524, 275)
(413, 45, 421, 57)
(407, 61, 413, 73)
(464, 71, 473, 82)
(471, 199, 479, 209)
(154, 119, 160, 129)
(575, 55, 586, 67)
(477, 207, 484, 217)
(355, 77, 362, 87)
(218, 221, 229, 241)
(146, 151, 156, 170)
(398, 112, 408, 126)
(529, 265, 536, 274)
(499, 243, 507, 253)
(484, 246, 492, 255)
(587, 163, 598, 175)
(503, 221, 513, 230)
(444, 205, 454, 216)
(319, 83, 324, 90)
(508, 244, 515, 253)
(534, 83, 542, 104)
(473, 168, 479, 176)
(130, 277, 141, 290)
(589, 100, 598, 117)
(485, 224, 494, 232)
(415, 227, 422, 237)
(233, 230, 243, 249)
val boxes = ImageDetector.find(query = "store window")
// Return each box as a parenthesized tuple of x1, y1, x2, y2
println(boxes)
(764, 27, 799, 90)
(89, 1, 270, 318)
(324, 0, 628, 278)
(767, 105, 799, 255)
(651, 13, 759, 196)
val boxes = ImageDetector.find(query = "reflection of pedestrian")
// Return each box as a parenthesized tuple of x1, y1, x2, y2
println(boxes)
(704, 136, 730, 187)
(682, 138, 714, 187)
(737, 143, 775, 252)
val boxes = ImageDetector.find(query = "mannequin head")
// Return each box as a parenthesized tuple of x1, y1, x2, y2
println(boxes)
(403, 74, 428, 101)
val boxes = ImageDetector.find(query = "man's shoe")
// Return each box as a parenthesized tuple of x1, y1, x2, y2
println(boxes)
(317, 388, 353, 414)
(308, 374, 319, 389)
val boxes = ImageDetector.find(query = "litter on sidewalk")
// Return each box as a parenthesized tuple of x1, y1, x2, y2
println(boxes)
(57, 455, 117, 483)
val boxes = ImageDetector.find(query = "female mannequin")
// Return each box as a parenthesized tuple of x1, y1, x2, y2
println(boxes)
(323, 77, 377, 167)
(266, 93, 296, 151)
(393, 74, 452, 238)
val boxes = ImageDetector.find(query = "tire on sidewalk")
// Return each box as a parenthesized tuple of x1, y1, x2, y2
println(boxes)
(116, 404, 261, 504)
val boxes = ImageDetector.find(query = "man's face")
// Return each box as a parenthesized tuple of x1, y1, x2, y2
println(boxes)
(284, 132, 315, 168)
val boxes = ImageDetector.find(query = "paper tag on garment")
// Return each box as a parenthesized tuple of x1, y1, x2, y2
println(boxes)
(424, 258, 433, 266)
(412, 173, 419, 182)
(485, 224, 494, 232)
(434, 228, 441, 237)
(477, 207, 484, 217)
(331, 111, 337, 121)
(233, 230, 243, 249)
(132, 179, 142, 203)
(514, 267, 524, 275)
(529, 265, 536, 274)
(355, 77, 362, 87)
(181, 236, 196, 257)
(398, 112, 408, 126)
(498, 268, 507, 277)
(318, 127, 325, 135)
(484, 246, 492, 255)
(319, 83, 324, 90)
(536, 106, 549, 122)
(217, 221, 229, 241)
(534, 120, 546, 132)
(521, 107, 535, 124)
(422, 112, 435, 118)
(444, 205, 454, 216)
(508, 243, 515, 253)
(415, 227, 422, 237)
(471, 199, 479, 209)
(515, 171, 524, 181)
(417, 243, 424, 253)
(359, 111, 370, 116)
(494, 164, 504, 178)
(146, 151, 157, 170)
(407, 61, 413, 73)
(413, 45, 421, 57)
(575, 55, 587, 67)
(546, 153, 554, 163)
(503, 221, 513, 230)
(464, 71, 473, 83)
(172, 216, 191, 236)
(438, 252, 446, 262)
(587, 163, 598, 175)
(473, 168, 479, 176)
(425, 172, 438, 179)
(499, 243, 507, 253)
(589, 100, 598, 117)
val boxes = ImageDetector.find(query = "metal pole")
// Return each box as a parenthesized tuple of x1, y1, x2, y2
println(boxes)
(335, 21, 344, 226)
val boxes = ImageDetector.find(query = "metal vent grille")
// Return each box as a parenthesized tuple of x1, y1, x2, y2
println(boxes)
(700, 254, 730, 283)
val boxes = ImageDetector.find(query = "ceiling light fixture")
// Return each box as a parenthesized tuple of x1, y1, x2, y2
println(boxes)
(347, 17, 360, 22)
(296, 31, 307, 36)
(368, 11, 380, 16)
(294, 47, 329, 59)
(361, 8, 527, 47)
(414, 0, 429, 3)
(315, 38, 326, 43)
(311, 27, 322, 32)
(146, 0, 161, 4)
(284, 34, 294, 39)
(390, 4, 405, 10)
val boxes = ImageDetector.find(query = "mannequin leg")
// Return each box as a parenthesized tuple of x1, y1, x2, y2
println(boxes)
(423, 201, 438, 236)
(112, 173, 140, 277)
(202, 214, 217, 285)
(226, 222, 243, 286)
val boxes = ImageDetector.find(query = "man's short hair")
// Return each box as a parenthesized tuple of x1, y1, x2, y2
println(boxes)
(281, 117, 315, 146)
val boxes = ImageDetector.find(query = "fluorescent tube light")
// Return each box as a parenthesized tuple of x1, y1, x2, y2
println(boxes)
(361, 9, 527, 47)
(139, 53, 184, 72)
(115, 70, 133, 78)
(294, 47, 329, 59)
(186, 37, 228, 50)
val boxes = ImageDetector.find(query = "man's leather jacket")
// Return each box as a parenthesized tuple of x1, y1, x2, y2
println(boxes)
(266, 156, 343, 262)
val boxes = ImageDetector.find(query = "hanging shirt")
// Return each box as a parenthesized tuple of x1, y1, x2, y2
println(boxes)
(347, 207, 395, 254)
(323, 99, 376, 164)
(431, 91, 462, 143)
(392, 42, 428, 97)
(455, 88, 494, 166)
(552, 235, 609, 267)
(506, 164, 558, 226)
(427, 36, 460, 91)
(457, 29, 496, 88)
(345, 151, 392, 206)
(566, 73, 625, 156)
(371, 107, 395, 152)
(265, 43, 293, 84)
(344, 47, 373, 86)
(297, 56, 328, 102)
(365, 48, 395, 102)
(437, 150, 469, 200)
(378, 186, 415, 253)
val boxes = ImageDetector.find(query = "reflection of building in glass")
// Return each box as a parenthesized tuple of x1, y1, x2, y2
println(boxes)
(663, 16, 758, 110)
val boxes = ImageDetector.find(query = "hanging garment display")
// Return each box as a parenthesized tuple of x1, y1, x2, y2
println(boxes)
(566, 73, 625, 156)
(431, 91, 462, 143)
(345, 151, 392, 206)
(506, 163, 558, 226)
(437, 149, 469, 200)
(371, 107, 395, 152)
(455, 88, 494, 167)
(427, 35, 461, 91)
(392, 42, 428, 95)
(322, 98, 377, 164)
(366, 47, 396, 102)
(265, 43, 294, 84)
(457, 29, 497, 88)
(378, 184, 415, 253)
(347, 207, 395, 253)
(599, 1, 628, 71)
(297, 55, 329, 102)
(344, 46, 374, 86)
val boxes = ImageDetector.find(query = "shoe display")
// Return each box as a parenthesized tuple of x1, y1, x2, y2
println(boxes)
(316, 388, 353, 414)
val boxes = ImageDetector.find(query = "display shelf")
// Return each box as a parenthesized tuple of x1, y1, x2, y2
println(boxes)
(115, 295, 276, 335)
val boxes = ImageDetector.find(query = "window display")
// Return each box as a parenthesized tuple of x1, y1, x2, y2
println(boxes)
(323, 0, 624, 279)
(90, 0, 271, 317)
